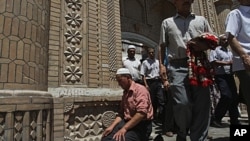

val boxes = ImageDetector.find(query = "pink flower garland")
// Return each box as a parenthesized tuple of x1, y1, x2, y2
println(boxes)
(187, 33, 218, 87)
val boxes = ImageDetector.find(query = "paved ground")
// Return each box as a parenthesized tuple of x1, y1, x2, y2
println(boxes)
(150, 114, 248, 141)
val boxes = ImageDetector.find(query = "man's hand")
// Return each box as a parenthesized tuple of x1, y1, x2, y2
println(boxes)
(113, 128, 127, 141)
(160, 64, 166, 76)
(187, 40, 210, 51)
(102, 126, 114, 138)
(163, 80, 170, 90)
(242, 55, 250, 71)
(102, 117, 122, 139)
(187, 33, 218, 51)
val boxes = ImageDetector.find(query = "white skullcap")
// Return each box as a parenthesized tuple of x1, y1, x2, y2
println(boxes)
(116, 68, 131, 75)
(128, 45, 136, 49)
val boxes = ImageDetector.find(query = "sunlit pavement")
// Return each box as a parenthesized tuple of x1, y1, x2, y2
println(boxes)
(150, 114, 248, 141)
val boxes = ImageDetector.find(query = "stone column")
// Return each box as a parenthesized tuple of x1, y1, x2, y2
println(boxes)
(0, 1, 52, 140)
(215, 0, 233, 35)
(0, 0, 50, 90)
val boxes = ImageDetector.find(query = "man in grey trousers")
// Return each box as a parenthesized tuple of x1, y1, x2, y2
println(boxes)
(159, 0, 215, 140)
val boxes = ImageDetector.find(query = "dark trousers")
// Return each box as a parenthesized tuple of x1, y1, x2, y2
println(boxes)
(146, 79, 165, 120)
(101, 119, 152, 141)
(214, 74, 239, 124)
(236, 70, 250, 124)
(162, 89, 176, 133)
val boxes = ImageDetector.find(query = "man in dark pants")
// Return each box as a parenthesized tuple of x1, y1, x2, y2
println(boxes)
(225, 0, 250, 124)
(209, 34, 240, 126)
(140, 48, 165, 123)
(160, 64, 176, 137)
(101, 68, 153, 141)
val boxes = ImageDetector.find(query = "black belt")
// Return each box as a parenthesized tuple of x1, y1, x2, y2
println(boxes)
(169, 58, 188, 63)
(146, 79, 160, 82)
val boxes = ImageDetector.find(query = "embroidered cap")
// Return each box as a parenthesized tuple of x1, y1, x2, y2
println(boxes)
(128, 45, 136, 49)
(116, 68, 131, 75)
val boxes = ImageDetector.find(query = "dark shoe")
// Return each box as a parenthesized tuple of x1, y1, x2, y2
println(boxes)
(230, 119, 241, 125)
(154, 134, 164, 141)
(211, 120, 223, 128)
(231, 122, 241, 125)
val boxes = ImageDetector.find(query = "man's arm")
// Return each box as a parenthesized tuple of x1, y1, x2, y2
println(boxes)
(160, 63, 170, 90)
(228, 33, 248, 59)
(211, 60, 232, 67)
(102, 116, 122, 137)
(140, 62, 149, 89)
(108, 116, 123, 129)
(142, 75, 149, 90)
(112, 112, 146, 141)
(122, 112, 146, 131)
(158, 44, 166, 65)
(228, 33, 250, 70)
(159, 44, 168, 78)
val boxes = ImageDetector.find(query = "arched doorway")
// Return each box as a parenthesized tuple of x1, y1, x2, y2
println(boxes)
(120, 0, 176, 60)
(121, 32, 158, 62)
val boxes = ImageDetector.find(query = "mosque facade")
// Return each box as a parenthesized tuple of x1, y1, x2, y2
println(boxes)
(0, 0, 239, 140)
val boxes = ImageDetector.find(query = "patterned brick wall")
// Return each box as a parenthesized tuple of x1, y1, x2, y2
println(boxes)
(0, 0, 50, 90)
(0, 90, 53, 141)
(48, 0, 122, 88)
(1, 1, 244, 141)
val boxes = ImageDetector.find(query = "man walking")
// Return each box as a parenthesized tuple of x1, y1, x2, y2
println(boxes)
(159, 0, 216, 140)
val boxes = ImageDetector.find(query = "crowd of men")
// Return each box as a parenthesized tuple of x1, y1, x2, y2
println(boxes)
(101, 0, 250, 141)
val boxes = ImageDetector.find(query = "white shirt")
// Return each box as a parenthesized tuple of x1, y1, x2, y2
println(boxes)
(123, 57, 141, 81)
(140, 58, 160, 80)
(225, 5, 250, 71)
(209, 46, 232, 75)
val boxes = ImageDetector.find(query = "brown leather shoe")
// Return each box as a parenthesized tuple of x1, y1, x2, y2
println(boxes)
(165, 131, 174, 137)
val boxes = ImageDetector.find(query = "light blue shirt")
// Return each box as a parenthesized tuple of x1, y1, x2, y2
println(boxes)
(209, 46, 232, 75)
(225, 5, 250, 71)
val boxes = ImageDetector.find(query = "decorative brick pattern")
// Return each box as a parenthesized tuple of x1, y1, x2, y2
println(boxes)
(0, 90, 52, 141)
(62, 97, 120, 140)
(1, 1, 245, 141)
(0, 0, 50, 90)
(214, 0, 233, 35)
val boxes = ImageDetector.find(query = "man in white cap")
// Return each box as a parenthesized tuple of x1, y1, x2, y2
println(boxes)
(123, 45, 142, 84)
(101, 68, 153, 141)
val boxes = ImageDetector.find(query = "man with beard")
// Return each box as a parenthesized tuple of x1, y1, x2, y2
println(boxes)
(159, 0, 215, 140)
